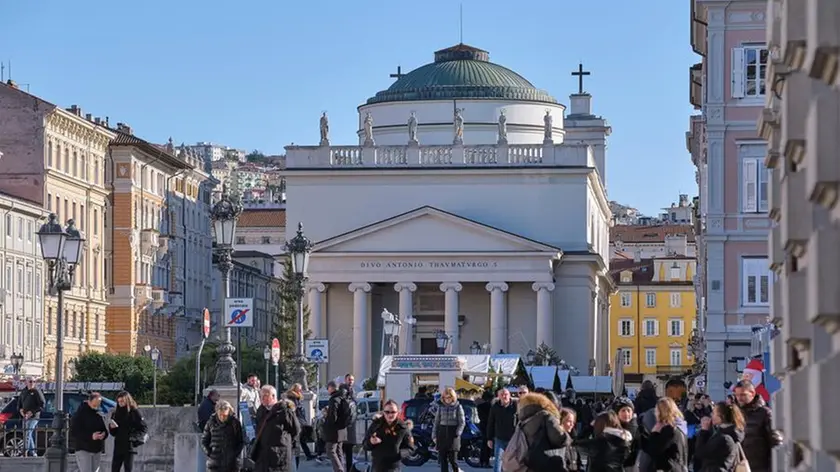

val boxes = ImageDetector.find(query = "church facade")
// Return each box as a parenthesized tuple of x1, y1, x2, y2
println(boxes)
(284, 44, 614, 381)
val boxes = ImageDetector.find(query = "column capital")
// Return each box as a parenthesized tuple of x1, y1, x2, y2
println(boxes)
(485, 282, 509, 292)
(439, 282, 463, 293)
(305, 282, 327, 293)
(348, 282, 371, 293)
(394, 282, 417, 293)
(532, 282, 556, 292)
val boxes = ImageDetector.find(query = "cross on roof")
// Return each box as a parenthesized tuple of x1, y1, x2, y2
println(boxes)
(390, 66, 405, 80)
(571, 63, 591, 94)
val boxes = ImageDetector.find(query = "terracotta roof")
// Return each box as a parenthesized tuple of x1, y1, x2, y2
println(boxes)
(609, 257, 694, 286)
(238, 209, 285, 228)
(610, 224, 695, 243)
(110, 132, 192, 170)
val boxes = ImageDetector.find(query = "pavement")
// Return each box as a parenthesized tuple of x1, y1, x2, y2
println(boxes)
(296, 458, 485, 472)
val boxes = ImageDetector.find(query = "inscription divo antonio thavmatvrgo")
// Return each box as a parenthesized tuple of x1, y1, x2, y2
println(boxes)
(359, 261, 499, 269)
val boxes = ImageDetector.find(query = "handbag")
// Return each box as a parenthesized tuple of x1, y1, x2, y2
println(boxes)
(733, 443, 751, 472)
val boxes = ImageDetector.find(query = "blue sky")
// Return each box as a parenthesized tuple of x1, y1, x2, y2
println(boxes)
(1, 0, 699, 216)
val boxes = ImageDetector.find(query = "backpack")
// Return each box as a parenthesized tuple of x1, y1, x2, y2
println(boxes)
(502, 415, 551, 472)
(335, 397, 354, 429)
(733, 443, 751, 472)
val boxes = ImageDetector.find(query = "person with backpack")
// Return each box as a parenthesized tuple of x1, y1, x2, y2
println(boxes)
(434, 387, 465, 472)
(501, 392, 569, 472)
(323, 381, 352, 472)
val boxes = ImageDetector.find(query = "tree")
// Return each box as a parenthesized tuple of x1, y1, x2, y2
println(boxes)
(273, 259, 317, 387)
(534, 342, 563, 366)
(73, 352, 156, 403)
(245, 150, 266, 162)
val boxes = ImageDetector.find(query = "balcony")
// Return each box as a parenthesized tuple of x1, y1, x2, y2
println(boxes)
(134, 285, 152, 303)
(157, 235, 170, 258)
(781, 0, 808, 70)
(140, 228, 159, 248)
(150, 287, 168, 308)
(806, 0, 840, 85)
(689, 63, 703, 109)
(655, 365, 693, 377)
(806, 86, 840, 210)
(690, 0, 708, 56)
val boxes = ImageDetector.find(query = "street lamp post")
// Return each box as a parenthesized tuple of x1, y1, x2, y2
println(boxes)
(263, 346, 271, 386)
(39, 214, 84, 472)
(285, 223, 313, 390)
(381, 309, 402, 356)
(469, 341, 482, 355)
(10, 353, 23, 376)
(145, 345, 160, 407)
(526, 350, 536, 365)
(209, 185, 243, 392)
(434, 330, 450, 355)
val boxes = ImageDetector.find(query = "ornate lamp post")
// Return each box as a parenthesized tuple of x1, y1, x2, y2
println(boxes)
(525, 349, 536, 365)
(434, 329, 450, 354)
(263, 346, 271, 386)
(284, 223, 313, 390)
(10, 353, 23, 375)
(39, 214, 84, 472)
(210, 185, 243, 388)
(469, 341, 482, 355)
(144, 345, 160, 407)
(381, 309, 402, 356)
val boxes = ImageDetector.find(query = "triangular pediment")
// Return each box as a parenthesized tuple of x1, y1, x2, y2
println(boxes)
(315, 206, 561, 254)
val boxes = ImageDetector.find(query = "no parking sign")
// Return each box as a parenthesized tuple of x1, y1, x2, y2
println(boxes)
(225, 298, 254, 327)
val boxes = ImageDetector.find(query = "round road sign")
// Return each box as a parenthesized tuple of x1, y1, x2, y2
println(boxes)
(271, 338, 281, 364)
(202, 308, 211, 339)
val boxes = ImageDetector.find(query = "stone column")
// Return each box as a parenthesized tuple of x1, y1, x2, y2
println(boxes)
(439, 283, 463, 353)
(349, 283, 371, 378)
(305, 283, 327, 338)
(532, 282, 555, 347)
(486, 283, 509, 353)
(394, 282, 417, 354)
(591, 290, 600, 375)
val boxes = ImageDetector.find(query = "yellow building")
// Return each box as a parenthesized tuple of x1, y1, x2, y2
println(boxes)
(609, 256, 697, 378)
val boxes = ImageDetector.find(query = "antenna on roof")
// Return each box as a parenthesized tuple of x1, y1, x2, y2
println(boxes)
(459, 3, 464, 44)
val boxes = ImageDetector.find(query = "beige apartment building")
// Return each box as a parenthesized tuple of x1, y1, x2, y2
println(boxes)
(759, 1, 840, 470)
(0, 82, 113, 379)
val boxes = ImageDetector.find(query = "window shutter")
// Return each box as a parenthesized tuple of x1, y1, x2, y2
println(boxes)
(654, 320, 660, 336)
(679, 320, 685, 336)
(759, 167, 771, 212)
(732, 47, 746, 98)
(742, 159, 758, 212)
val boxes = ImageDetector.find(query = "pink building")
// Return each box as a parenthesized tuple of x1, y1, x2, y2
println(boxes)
(687, 0, 771, 401)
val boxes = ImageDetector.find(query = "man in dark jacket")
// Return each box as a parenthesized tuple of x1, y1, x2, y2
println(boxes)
(17, 377, 45, 457)
(735, 380, 782, 472)
(322, 381, 350, 472)
(487, 387, 517, 472)
(70, 392, 109, 472)
(475, 391, 493, 467)
(340, 374, 358, 472)
(198, 389, 219, 432)
(251, 395, 301, 472)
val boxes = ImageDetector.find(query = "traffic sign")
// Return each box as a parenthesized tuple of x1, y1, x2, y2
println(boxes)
(225, 298, 254, 328)
(305, 339, 330, 364)
(271, 338, 281, 364)
(202, 308, 211, 339)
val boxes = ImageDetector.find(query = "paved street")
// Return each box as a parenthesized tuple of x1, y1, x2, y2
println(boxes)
(296, 459, 484, 472)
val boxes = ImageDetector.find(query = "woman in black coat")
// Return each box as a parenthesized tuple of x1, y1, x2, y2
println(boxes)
(363, 400, 414, 472)
(251, 398, 301, 472)
(108, 391, 148, 472)
(694, 402, 747, 472)
(201, 400, 245, 472)
(574, 411, 633, 472)
(559, 408, 583, 471)
(641, 398, 688, 472)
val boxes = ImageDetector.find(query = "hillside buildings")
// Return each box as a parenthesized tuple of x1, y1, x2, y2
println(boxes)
(611, 224, 696, 260)
(759, 0, 840, 470)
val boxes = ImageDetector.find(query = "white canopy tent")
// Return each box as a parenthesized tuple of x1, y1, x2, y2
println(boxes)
(526, 366, 558, 390)
(569, 375, 613, 394)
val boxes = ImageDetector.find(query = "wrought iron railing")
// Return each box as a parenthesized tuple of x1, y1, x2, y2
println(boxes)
(655, 365, 694, 376)
(0, 424, 65, 457)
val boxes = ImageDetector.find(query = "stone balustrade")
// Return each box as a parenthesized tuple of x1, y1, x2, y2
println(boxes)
(284, 143, 596, 169)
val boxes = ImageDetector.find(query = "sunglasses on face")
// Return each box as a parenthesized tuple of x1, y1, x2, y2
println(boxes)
(383, 410, 398, 415)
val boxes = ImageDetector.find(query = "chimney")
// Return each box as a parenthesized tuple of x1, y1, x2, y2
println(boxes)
(85, 113, 92, 121)
(116, 122, 132, 135)
(66, 105, 82, 116)
(6, 79, 18, 89)
(679, 194, 689, 207)
(94, 118, 101, 125)
(569, 93, 592, 116)
(664, 234, 688, 256)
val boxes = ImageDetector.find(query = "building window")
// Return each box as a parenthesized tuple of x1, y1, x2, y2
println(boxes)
(620, 292, 631, 307)
(93, 210, 99, 235)
(644, 319, 658, 337)
(742, 257, 771, 306)
(742, 158, 769, 213)
(670, 293, 681, 308)
(732, 45, 768, 98)
(669, 319, 684, 336)
(27, 221, 32, 242)
(669, 264, 680, 280)
(622, 349, 632, 366)
(261, 236, 271, 244)
(645, 348, 657, 367)
(16, 267, 23, 294)
(645, 293, 656, 307)
(619, 319, 634, 337)
(670, 348, 683, 366)
(236, 236, 246, 244)
(17, 217, 22, 239)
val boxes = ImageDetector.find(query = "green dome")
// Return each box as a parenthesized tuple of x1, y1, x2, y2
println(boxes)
(365, 44, 557, 105)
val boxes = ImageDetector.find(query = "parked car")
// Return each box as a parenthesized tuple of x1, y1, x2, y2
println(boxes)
(0, 392, 116, 457)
